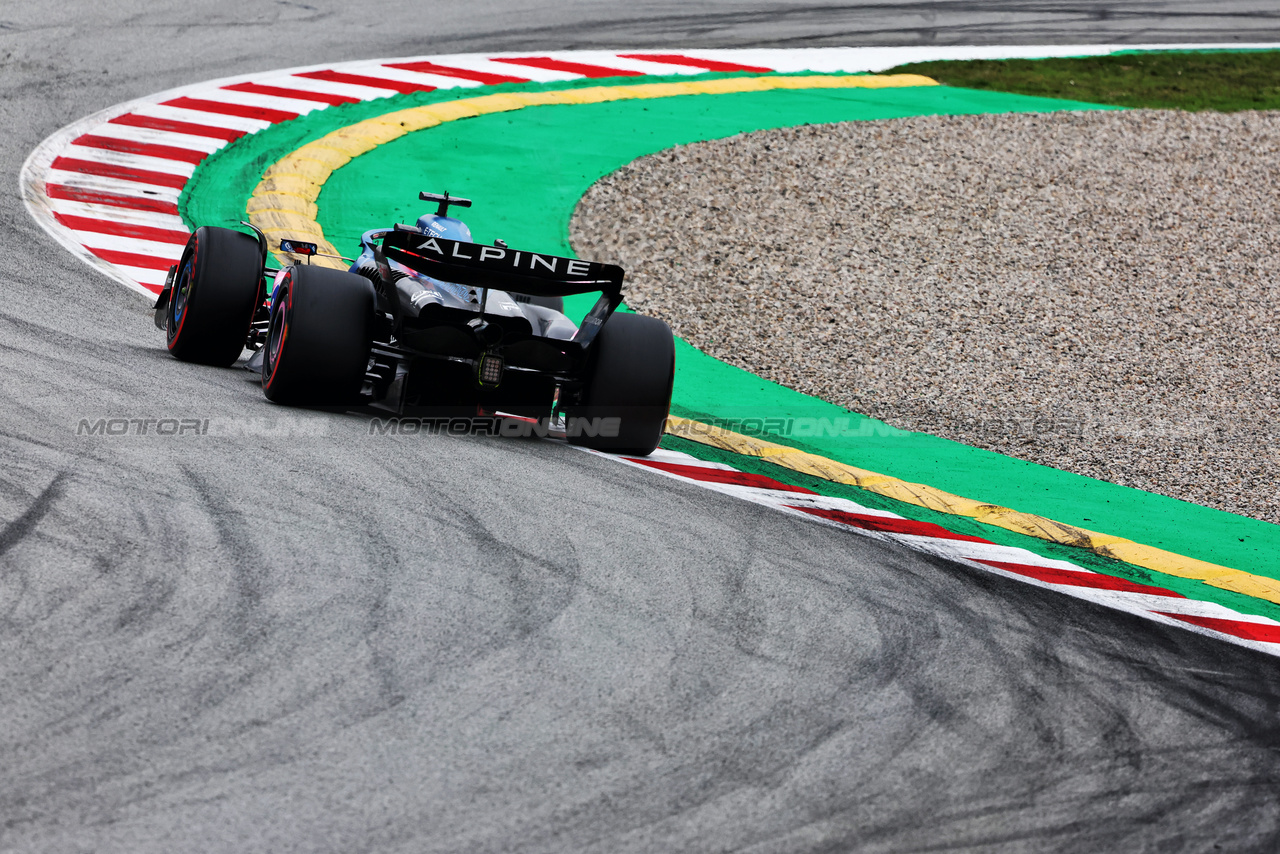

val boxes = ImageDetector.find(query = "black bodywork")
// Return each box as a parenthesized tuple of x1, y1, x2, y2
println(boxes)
(361, 226, 626, 418)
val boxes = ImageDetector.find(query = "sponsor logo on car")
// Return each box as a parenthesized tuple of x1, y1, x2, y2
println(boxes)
(414, 236, 595, 278)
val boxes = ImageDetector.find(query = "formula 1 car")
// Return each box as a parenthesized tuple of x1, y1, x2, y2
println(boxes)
(152, 191, 675, 455)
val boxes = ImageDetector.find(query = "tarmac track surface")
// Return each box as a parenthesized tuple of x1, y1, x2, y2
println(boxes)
(4, 3, 1280, 852)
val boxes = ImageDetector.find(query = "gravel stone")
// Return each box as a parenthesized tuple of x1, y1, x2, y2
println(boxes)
(571, 109, 1280, 525)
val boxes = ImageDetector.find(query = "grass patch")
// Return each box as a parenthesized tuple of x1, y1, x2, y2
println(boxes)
(885, 50, 1280, 111)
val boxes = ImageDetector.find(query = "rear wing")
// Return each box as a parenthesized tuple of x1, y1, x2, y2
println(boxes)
(376, 228, 625, 343)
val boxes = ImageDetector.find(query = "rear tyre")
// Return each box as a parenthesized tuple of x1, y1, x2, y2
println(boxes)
(261, 265, 375, 405)
(569, 312, 675, 455)
(166, 226, 263, 366)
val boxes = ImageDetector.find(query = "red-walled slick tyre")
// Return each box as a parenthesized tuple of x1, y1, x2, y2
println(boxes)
(261, 264, 375, 405)
(166, 226, 262, 366)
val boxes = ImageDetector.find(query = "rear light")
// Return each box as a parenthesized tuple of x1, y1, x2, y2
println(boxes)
(478, 353, 503, 387)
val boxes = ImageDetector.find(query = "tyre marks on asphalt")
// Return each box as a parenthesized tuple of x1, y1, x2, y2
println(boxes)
(607, 447, 1280, 658)
(0, 471, 68, 559)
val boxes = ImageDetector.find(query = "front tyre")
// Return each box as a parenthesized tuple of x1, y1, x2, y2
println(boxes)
(261, 265, 375, 405)
(166, 226, 263, 366)
(569, 311, 675, 456)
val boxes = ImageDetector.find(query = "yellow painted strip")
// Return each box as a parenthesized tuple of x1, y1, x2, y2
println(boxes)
(246, 73, 937, 267)
(664, 416, 1280, 606)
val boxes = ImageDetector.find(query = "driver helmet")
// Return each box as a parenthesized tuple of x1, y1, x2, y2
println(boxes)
(417, 213, 473, 243)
